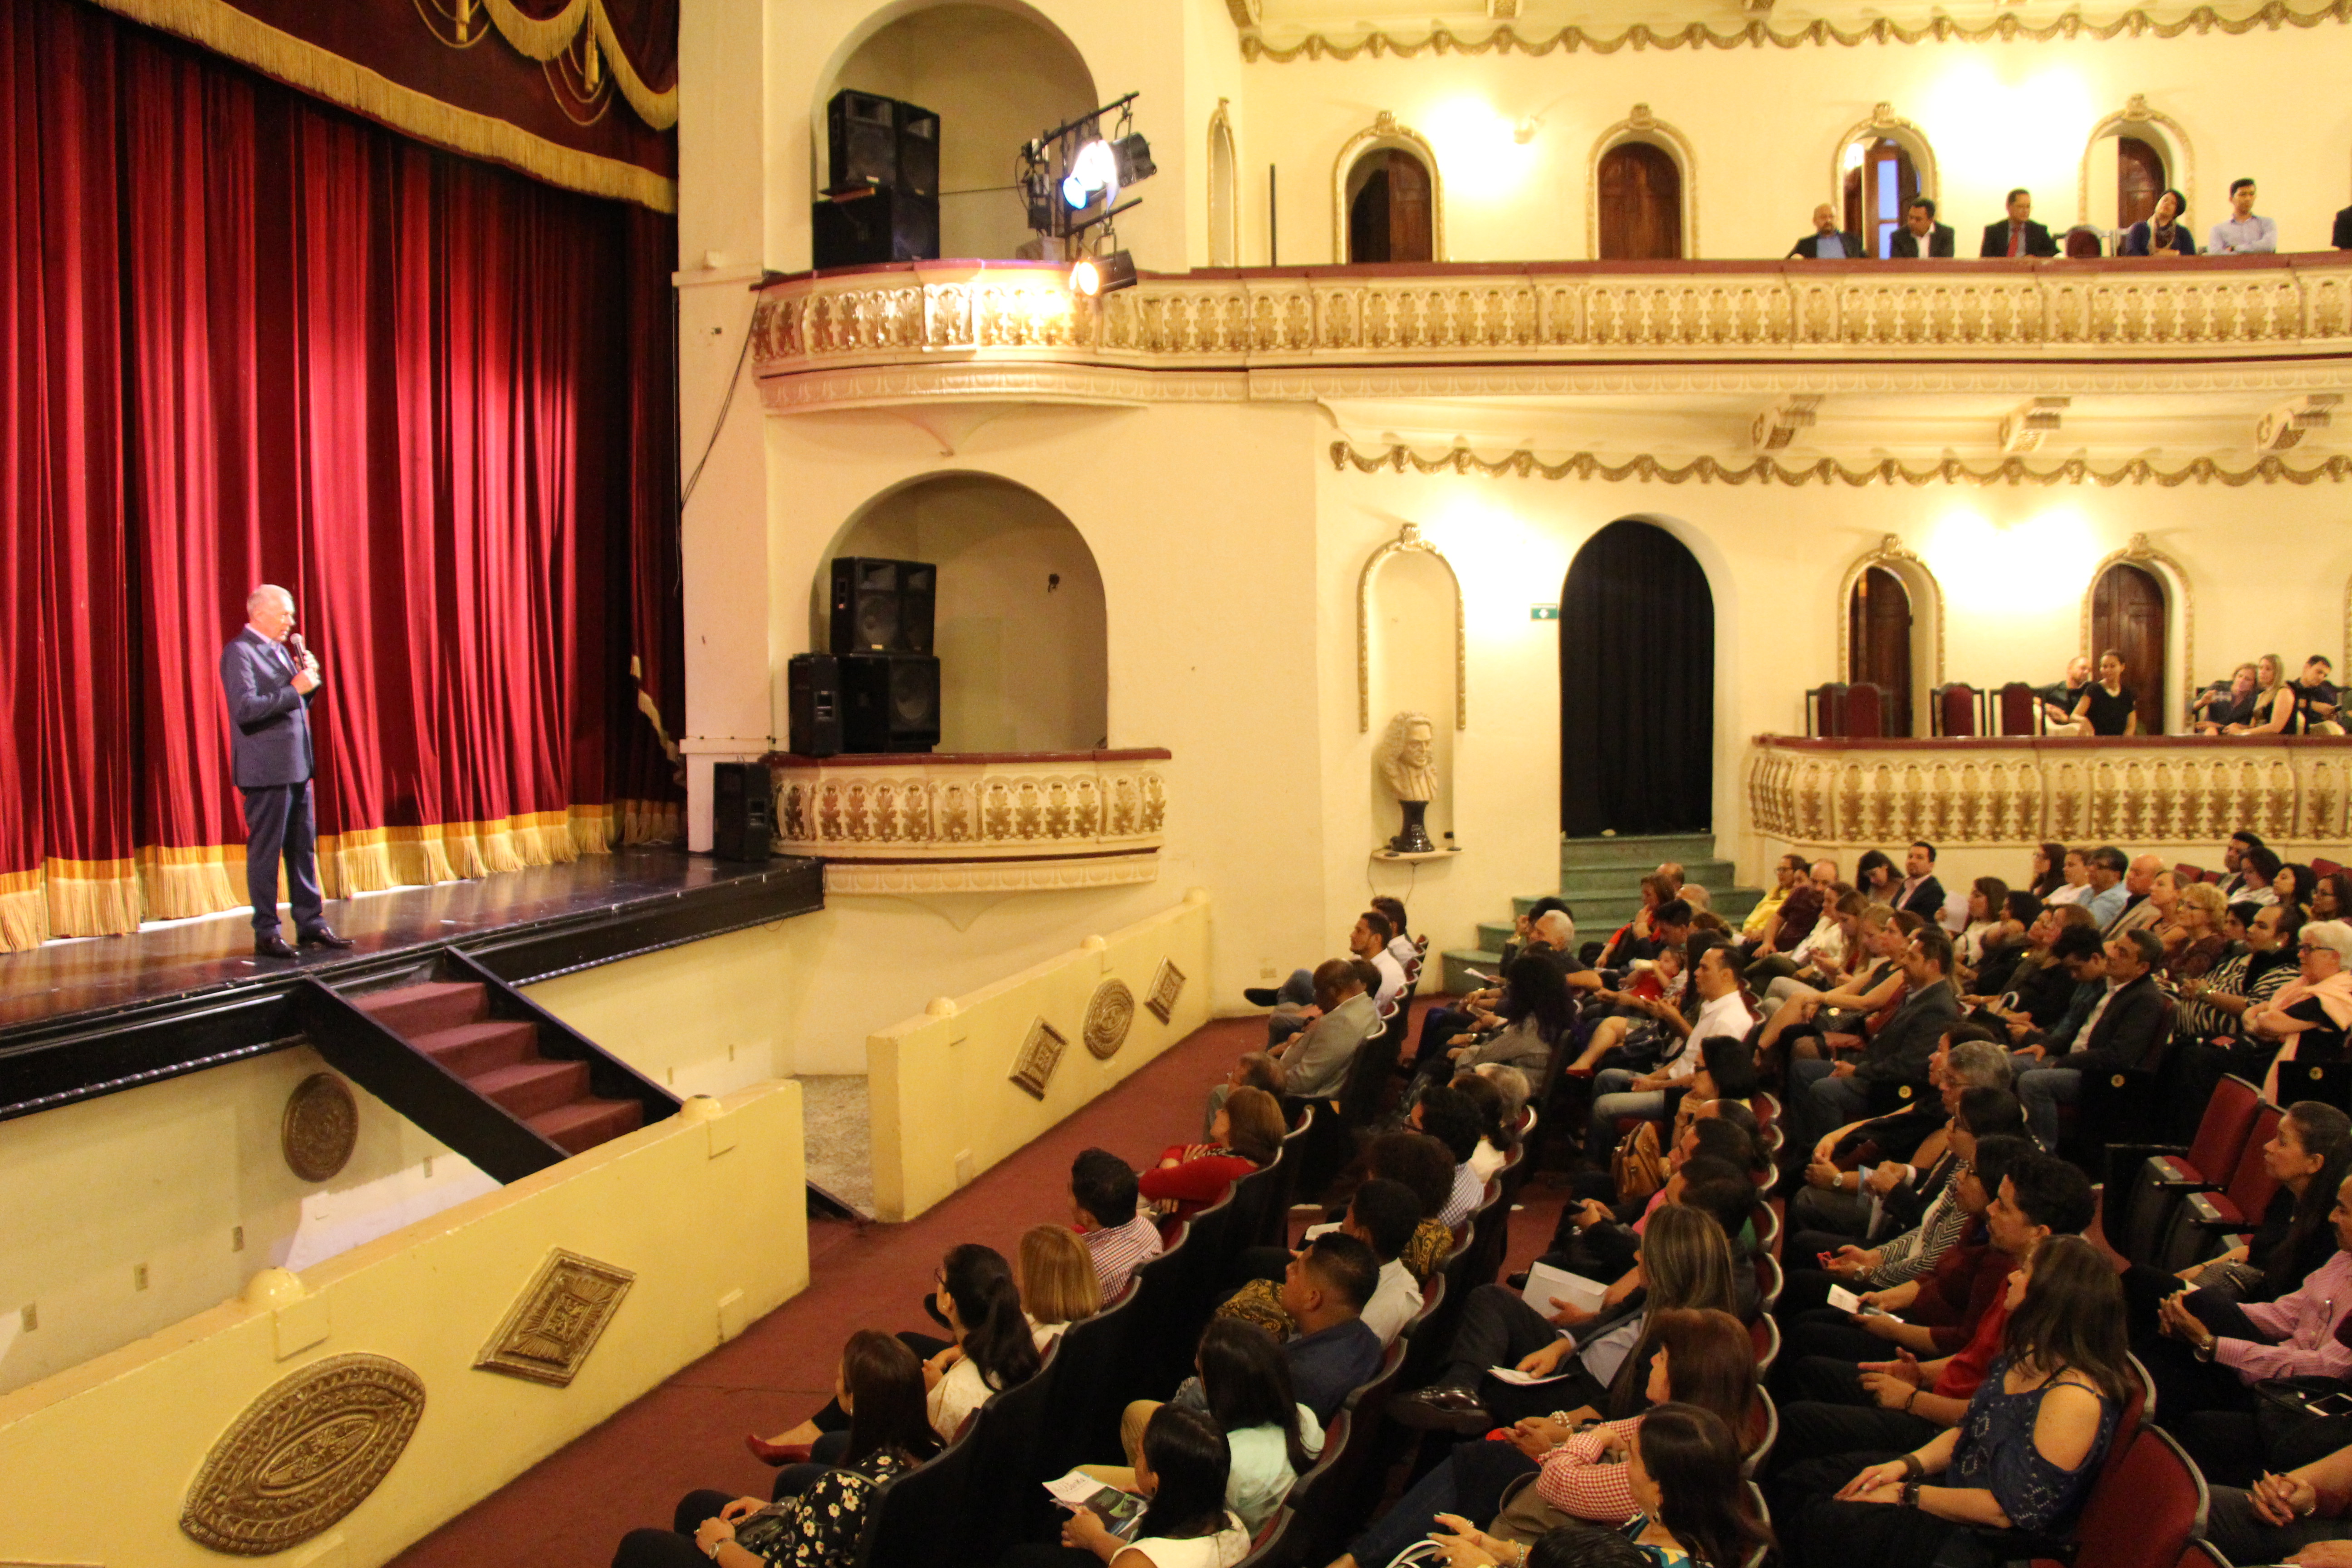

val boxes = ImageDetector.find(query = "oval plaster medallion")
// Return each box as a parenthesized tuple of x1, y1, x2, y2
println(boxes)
(180, 1352, 426, 1554)
(1083, 979, 1135, 1060)
(281, 1072, 359, 1182)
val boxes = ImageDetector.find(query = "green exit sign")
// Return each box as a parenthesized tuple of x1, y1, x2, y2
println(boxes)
(1531, 604, 1560, 620)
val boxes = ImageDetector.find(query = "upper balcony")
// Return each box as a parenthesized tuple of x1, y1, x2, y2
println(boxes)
(751, 254, 2352, 412)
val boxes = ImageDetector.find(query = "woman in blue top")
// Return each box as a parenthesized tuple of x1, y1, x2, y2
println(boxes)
(1787, 1234, 2130, 1568)
(2121, 189, 2195, 256)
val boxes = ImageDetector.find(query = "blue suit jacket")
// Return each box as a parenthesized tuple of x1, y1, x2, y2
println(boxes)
(220, 627, 315, 788)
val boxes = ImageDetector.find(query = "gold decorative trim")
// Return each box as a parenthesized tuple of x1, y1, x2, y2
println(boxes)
(475, 1248, 635, 1387)
(1835, 535, 1947, 724)
(2077, 95, 2197, 230)
(1208, 100, 1239, 269)
(2080, 533, 2197, 731)
(1009, 1016, 1068, 1099)
(1587, 105, 1699, 260)
(1332, 112, 1446, 263)
(823, 854, 1162, 897)
(1331, 440, 2352, 488)
(1239, 0, 2352, 60)
(1145, 958, 1187, 1023)
(281, 1073, 360, 1183)
(1083, 979, 1136, 1059)
(472, 0, 677, 129)
(81, 0, 674, 211)
(1357, 522, 1467, 733)
(181, 1353, 426, 1554)
(1830, 103, 1939, 224)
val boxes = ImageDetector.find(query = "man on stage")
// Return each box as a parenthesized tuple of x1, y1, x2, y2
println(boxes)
(220, 584, 351, 958)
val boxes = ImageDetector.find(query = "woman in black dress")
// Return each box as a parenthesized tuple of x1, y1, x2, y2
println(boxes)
(2069, 649, 2137, 736)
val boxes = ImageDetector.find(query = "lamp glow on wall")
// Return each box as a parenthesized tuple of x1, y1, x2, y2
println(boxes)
(1925, 507, 2102, 616)
(1918, 62, 2097, 211)
(1420, 96, 1539, 201)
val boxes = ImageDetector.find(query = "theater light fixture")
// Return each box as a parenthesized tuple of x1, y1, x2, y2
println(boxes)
(1061, 138, 1120, 210)
(1022, 94, 1155, 246)
(1068, 250, 1137, 297)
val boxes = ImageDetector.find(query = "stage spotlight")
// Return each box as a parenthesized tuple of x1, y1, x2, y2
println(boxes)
(1061, 138, 1119, 210)
(1068, 251, 1137, 297)
(1111, 133, 1155, 187)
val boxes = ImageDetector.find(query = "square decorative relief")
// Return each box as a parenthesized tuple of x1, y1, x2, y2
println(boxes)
(1009, 1017, 1068, 1100)
(475, 1249, 635, 1387)
(1145, 959, 1186, 1024)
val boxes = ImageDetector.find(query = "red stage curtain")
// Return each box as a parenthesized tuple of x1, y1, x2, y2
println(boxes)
(0, 0, 680, 949)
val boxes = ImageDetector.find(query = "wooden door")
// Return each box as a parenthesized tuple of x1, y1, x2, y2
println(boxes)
(2092, 563, 2168, 734)
(1843, 140, 1917, 258)
(1849, 566, 1914, 736)
(1385, 151, 1433, 262)
(1347, 156, 1389, 263)
(2117, 137, 2165, 230)
(1598, 142, 1682, 260)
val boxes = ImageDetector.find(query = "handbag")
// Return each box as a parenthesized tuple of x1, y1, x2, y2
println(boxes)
(1612, 1121, 1668, 1204)
(1489, 1471, 1580, 1545)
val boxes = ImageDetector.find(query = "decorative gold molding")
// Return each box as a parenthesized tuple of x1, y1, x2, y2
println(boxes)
(1009, 1016, 1068, 1099)
(1835, 535, 1947, 721)
(1083, 979, 1135, 1059)
(1332, 112, 1447, 263)
(446, 0, 677, 129)
(1357, 522, 1467, 733)
(281, 1073, 358, 1183)
(1238, 0, 2352, 60)
(1587, 105, 1700, 260)
(81, 0, 674, 211)
(1145, 958, 1186, 1023)
(1208, 100, 1239, 268)
(2080, 533, 2197, 730)
(1332, 440, 2352, 488)
(181, 1353, 426, 1554)
(475, 1248, 635, 1387)
(2077, 95, 2198, 230)
(822, 854, 1162, 897)
(1831, 103, 1939, 222)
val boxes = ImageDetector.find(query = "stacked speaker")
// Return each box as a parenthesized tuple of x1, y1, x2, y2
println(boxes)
(788, 558, 941, 757)
(812, 90, 941, 269)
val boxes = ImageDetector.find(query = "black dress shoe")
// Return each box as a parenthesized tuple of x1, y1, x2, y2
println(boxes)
(297, 926, 354, 949)
(1388, 1387, 1495, 1434)
(1243, 986, 1281, 1007)
(255, 935, 300, 959)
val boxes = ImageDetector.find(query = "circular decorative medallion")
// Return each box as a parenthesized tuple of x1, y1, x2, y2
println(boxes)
(1083, 979, 1136, 1060)
(180, 1352, 426, 1555)
(281, 1073, 359, 1183)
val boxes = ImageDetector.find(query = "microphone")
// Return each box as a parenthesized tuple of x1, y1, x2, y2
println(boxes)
(287, 632, 307, 662)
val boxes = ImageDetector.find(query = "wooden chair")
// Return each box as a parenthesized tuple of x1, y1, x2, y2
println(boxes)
(1931, 682, 1984, 738)
(1996, 681, 2046, 735)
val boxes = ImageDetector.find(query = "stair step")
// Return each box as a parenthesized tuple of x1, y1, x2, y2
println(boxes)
(413, 1019, 541, 1078)
(1440, 949, 1501, 994)
(470, 1058, 592, 1121)
(1557, 833, 1718, 869)
(528, 1097, 644, 1155)
(353, 980, 488, 1037)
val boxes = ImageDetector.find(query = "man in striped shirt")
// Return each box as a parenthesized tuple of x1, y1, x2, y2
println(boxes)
(1071, 1147, 1163, 1299)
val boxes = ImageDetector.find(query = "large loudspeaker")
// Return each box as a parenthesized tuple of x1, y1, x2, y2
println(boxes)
(811, 186, 939, 268)
(829, 557, 936, 654)
(827, 90, 899, 189)
(710, 762, 773, 861)
(787, 654, 843, 758)
(894, 104, 940, 198)
(839, 653, 940, 754)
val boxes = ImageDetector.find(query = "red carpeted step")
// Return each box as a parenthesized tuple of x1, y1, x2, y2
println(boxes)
(526, 1097, 643, 1155)
(470, 1058, 592, 1121)
(412, 1019, 541, 1079)
(355, 981, 489, 1038)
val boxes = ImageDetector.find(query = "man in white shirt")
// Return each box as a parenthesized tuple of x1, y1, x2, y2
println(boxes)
(1586, 944, 1757, 1154)
(2210, 178, 2279, 254)
(1256, 911, 1406, 1047)
(1300, 1178, 1426, 1345)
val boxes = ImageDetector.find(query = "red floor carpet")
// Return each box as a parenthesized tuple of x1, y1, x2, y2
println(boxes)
(387, 1001, 1567, 1568)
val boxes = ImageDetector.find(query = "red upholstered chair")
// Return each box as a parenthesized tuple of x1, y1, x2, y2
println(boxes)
(1807, 682, 1850, 738)
(2318, 858, 2344, 878)
(1842, 683, 1886, 739)
(2028, 1424, 2206, 1568)
(2063, 225, 2107, 258)
(2161, 1102, 2287, 1274)
(1932, 683, 1984, 737)
(2172, 1541, 2230, 1568)
(1997, 681, 2045, 735)
(2107, 1074, 2264, 1264)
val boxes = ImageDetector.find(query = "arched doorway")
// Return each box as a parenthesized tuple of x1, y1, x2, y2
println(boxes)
(1842, 138, 1919, 260)
(1597, 143, 1682, 260)
(1560, 520, 1714, 835)
(1848, 567, 1914, 736)
(1345, 148, 1434, 263)
(2116, 136, 2165, 229)
(2091, 563, 2168, 734)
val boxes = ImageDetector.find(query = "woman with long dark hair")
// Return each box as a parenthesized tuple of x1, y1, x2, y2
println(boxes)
(1056, 1405, 1245, 1568)
(1446, 953, 1574, 1080)
(927, 1241, 1044, 1441)
(2027, 842, 2068, 902)
(617, 1331, 937, 1568)
(1855, 851, 1897, 903)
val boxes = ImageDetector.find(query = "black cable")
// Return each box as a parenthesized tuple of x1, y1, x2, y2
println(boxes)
(680, 302, 758, 509)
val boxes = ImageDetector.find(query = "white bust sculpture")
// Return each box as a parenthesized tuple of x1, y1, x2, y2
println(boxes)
(1379, 710, 1439, 803)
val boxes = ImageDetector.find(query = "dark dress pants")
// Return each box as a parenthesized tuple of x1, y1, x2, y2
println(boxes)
(613, 1489, 736, 1568)
(240, 780, 324, 937)
(1772, 1451, 1978, 1568)
(1442, 1284, 1612, 1421)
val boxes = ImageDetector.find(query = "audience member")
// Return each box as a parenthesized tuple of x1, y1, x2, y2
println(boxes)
(2162, 880, 2230, 980)
(1981, 187, 2059, 256)
(2077, 846, 2130, 928)
(1740, 853, 1806, 946)
(1217, 960, 1369, 1126)
(2211, 176, 2279, 253)
(1198, 1051, 1284, 1141)
(2067, 649, 2137, 735)
(2279, 860, 2323, 916)
(2122, 187, 2195, 255)
(2103, 853, 2165, 937)
(1411, 1083, 1490, 1228)
(2176, 901, 2306, 1105)
(1142, 1088, 1284, 1219)
(1250, 1233, 1382, 1422)
(1586, 945, 1758, 1154)
(1429, 951, 1573, 1088)
(2300, 655, 2344, 733)
(1021, 1403, 1246, 1568)
(1789, 928, 1960, 1149)
(1790, 204, 1865, 260)
(2025, 841, 2068, 902)
(921, 1242, 1046, 1441)
(2192, 662, 2260, 731)
(1454, 1070, 1519, 1180)
(2226, 652, 2303, 735)
(1369, 894, 1423, 980)
(1073, 1149, 1166, 1299)
(1792, 1030, 2010, 1241)
(2041, 656, 2093, 729)
(2205, 1436, 2352, 1566)
(1892, 841, 1945, 923)
(1886, 198, 1954, 258)
(2009, 928, 2167, 1148)
(2220, 830, 2277, 902)
(2253, 919, 2352, 1100)
(1952, 877, 2017, 970)
(1020, 1224, 1106, 1350)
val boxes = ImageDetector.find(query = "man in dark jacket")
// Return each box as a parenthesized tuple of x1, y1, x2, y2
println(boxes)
(1791, 928, 1962, 1147)
(1980, 188, 2058, 257)
(2012, 928, 2169, 1147)
(1790, 203, 1867, 260)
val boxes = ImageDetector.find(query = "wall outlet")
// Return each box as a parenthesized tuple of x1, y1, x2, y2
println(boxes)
(133, 1263, 149, 1291)
(954, 1149, 975, 1186)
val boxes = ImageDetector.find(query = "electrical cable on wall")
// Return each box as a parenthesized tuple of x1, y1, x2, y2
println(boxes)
(680, 300, 758, 509)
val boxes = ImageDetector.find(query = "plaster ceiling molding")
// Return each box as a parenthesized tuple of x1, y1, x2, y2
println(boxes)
(2077, 95, 2198, 229)
(1587, 104, 1700, 261)
(1224, 0, 1260, 24)
(1830, 103, 1938, 212)
(1835, 534, 1946, 692)
(1998, 396, 2073, 455)
(1259, 361, 2352, 403)
(1332, 112, 1447, 264)
(1752, 394, 1823, 451)
(2078, 533, 2197, 720)
(2256, 393, 2342, 452)
(1357, 522, 1467, 731)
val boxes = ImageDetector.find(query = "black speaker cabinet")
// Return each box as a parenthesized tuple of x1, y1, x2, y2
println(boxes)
(787, 653, 842, 758)
(839, 652, 940, 754)
(827, 90, 899, 189)
(710, 761, 773, 861)
(829, 557, 936, 654)
(811, 186, 939, 268)
(895, 104, 940, 198)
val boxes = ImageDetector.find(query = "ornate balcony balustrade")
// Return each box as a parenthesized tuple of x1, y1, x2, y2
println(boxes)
(1746, 735, 2352, 853)
(766, 749, 1169, 895)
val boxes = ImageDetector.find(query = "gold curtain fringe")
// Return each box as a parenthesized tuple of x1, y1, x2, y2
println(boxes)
(136, 844, 246, 922)
(44, 858, 144, 939)
(1331, 440, 2352, 488)
(618, 798, 681, 845)
(0, 870, 50, 949)
(83, 0, 675, 211)
(472, 0, 679, 130)
(1244, 0, 2352, 59)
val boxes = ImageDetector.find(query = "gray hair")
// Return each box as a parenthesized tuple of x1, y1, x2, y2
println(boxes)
(1534, 910, 1576, 945)
(1950, 1040, 2014, 1091)
(245, 583, 292, 614)
(1475, 1063, 1531, 1118)
(2304, 920, 2352, 965)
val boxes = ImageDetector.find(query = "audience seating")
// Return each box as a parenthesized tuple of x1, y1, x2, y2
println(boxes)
(2107, 1075, 2266, 1264)
(1755, 1251, 1784, 1316)
(2026, 1424, 2207, 1568)
(1456, 1176, 1513, 1296)
(853, 1422, 979, 1568)
(1322, 1340, 1413, 1553)
(2171, 1541, 2229, 1568)
(1750, 1313, 1781, 1380)
(1806, 681, 1892, 740)
(1742, 1388, 1779, 1479)
(1399, 1227, 1478, 1392)
(2063, 225, 2107, 258)
(1995, 681, 2045, 735)
(2159, 1103, 2287, 1275)
(1235, 1506, 1295, 1568)
(1931, 682, 1985, 738)
(1273, 1409, 1349, 1568)
(1117, 1218, 1202, 1401)
(1743, 1481, 1773, 1568)
(1037, 1280, 1142, 1480)
(2274, 1054, 2352, 1112)
(960, 1338, 1066, 1559)
(1750, 1200, 1781, 1257)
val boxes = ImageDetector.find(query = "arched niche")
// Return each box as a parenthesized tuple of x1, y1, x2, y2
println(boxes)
(2079, 97, 2195, 232)
(1332, 113, 1444, 263)
(817, 2, 1098, 262)
(1588, 106, 1698, 260)
(2078, 534, 2194, 735)
(1561, 519, 1715, 835)
(820, 473, 1108, 751)
(1361, 525, 1463, 850)
(1835, 536, 1945, 739)
(1831, 105, 1937, 260)
(1207, 100, 1238, 267)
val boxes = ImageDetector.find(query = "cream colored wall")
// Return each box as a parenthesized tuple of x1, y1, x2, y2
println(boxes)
(0, 1084, 806, 1568)
(869, 892, 1212, 1219)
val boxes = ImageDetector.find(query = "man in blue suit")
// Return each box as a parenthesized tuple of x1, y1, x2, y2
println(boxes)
(220, 584, 350, 958)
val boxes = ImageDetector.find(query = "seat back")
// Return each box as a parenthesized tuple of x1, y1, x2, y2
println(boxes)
(1741, 1387, 1779, 1477)
(1236, 1506, 1295, 1568)
(1223, 1156, 1287, 1257)
(1996, 681, 2043, 735)
(854, 1427, 978, 1568)
(1932, 683, 1982, 738)
(1401, 1228, 1477, 1389)
(1337, 1015, 1405, 1131)
(1743, 1481, 1772, 1568)
(2184, 1074, 2265, 1184)
(1038, 1286, 1141, 1477)
(2173, 1541, 2230, 1568)
(1115, 1220, 1198, 1405)
(1750, 1201, 1781, 1257)
(1806, 682, 1849, 739)
(1277, 1409, 1351, 1566)
(1749, 1313, 1782, 1381)
(1842, 682, 1886, 739)
(1329, 1339, 1412, 1524)
(1458, 1176, 1512, 1292)
(2274, 1056, 2352, 1112)
(2220, 1104, 2288, 1222)
(2064, 224, 2107, 258)
(960, 1340, 1064, 1557)
(2063, 1424, 2207, 1568)
(1754, 1251, 1784, 1317)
